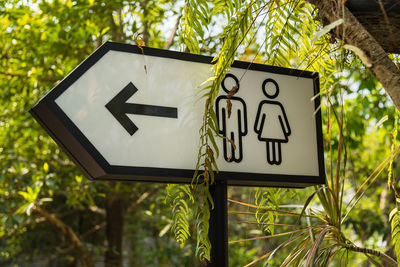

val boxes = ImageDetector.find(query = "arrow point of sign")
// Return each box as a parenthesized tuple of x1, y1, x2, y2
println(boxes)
(106, 82, 139, 136)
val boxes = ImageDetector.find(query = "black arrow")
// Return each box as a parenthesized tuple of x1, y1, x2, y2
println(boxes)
(106, 82, 178, 136)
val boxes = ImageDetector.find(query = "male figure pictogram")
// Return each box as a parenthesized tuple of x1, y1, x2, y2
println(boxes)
(254, 78, 291, 165)
(216, 74, 248, 162)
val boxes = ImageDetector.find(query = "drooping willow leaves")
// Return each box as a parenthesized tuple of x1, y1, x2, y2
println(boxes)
(171, 0, 335, 262)
(171, 0, 272, 262)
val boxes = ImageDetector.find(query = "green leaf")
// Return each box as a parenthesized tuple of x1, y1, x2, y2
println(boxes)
(15, 203, 31, 215)
(166, 184, 193, 247)
(43, 162, 49, 173)
(390, 207, 400, 261)
(207, 128, 219, 158)
(296, 186, 326, 224)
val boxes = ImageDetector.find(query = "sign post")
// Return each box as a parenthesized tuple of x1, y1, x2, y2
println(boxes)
(30, 42, 325, 265)
(208, 181, 228, 267)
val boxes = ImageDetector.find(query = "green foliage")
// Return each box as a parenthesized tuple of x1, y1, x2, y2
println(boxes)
(177, 0, 269, 262)
(175, 0, 400, 265)
(390, 206, 400, 263)
(388, 111, 399, 187)
(254, 188, 292, 235)
(207, 0, 400, 265)
(389, 112, 400, 265)
(193, 185, 212, 263)
(179, 0, 209, 53)
(165, 183, 215, 263)
(0, 1, 194, 265)
(3, 0, 400, 265)
(166, 184, 193, 247)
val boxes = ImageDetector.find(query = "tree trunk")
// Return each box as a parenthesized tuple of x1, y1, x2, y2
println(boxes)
(105, 191, 125, 267)
(309, 0, 400, 111)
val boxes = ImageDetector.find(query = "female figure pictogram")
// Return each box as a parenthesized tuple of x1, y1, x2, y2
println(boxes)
(216, 74, 248, 162)
(254, 78, 291, 165)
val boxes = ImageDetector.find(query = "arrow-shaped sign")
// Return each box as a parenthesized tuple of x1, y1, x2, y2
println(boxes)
(29, 42, 325, 187)
(105, 82, 178, 135)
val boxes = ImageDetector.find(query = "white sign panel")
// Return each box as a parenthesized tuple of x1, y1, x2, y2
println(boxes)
(30, 42, 325, 187)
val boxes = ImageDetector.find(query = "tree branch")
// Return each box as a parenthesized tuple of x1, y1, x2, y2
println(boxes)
(126, 187, 159, 213)
(140, 0, 150, 44)
(309, 0, 400, 111)
(164, 15, 182, 49)
(347, 244, 397, 266)
(33, 205, 94, 267)
(1, 217, 45, 240)
(0, 70, 23, 78)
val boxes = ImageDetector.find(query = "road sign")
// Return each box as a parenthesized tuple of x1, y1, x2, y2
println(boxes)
(30, 42, 325, 187)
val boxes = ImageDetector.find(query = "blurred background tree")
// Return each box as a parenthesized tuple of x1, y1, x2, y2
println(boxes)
(1, 0, 400, 266)
(0, 1, 199, 266)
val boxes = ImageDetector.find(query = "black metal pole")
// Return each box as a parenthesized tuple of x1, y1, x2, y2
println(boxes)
(207, 180, 228, 267)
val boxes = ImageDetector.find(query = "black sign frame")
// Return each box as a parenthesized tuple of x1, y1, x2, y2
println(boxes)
(30, 41, 325, 187)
